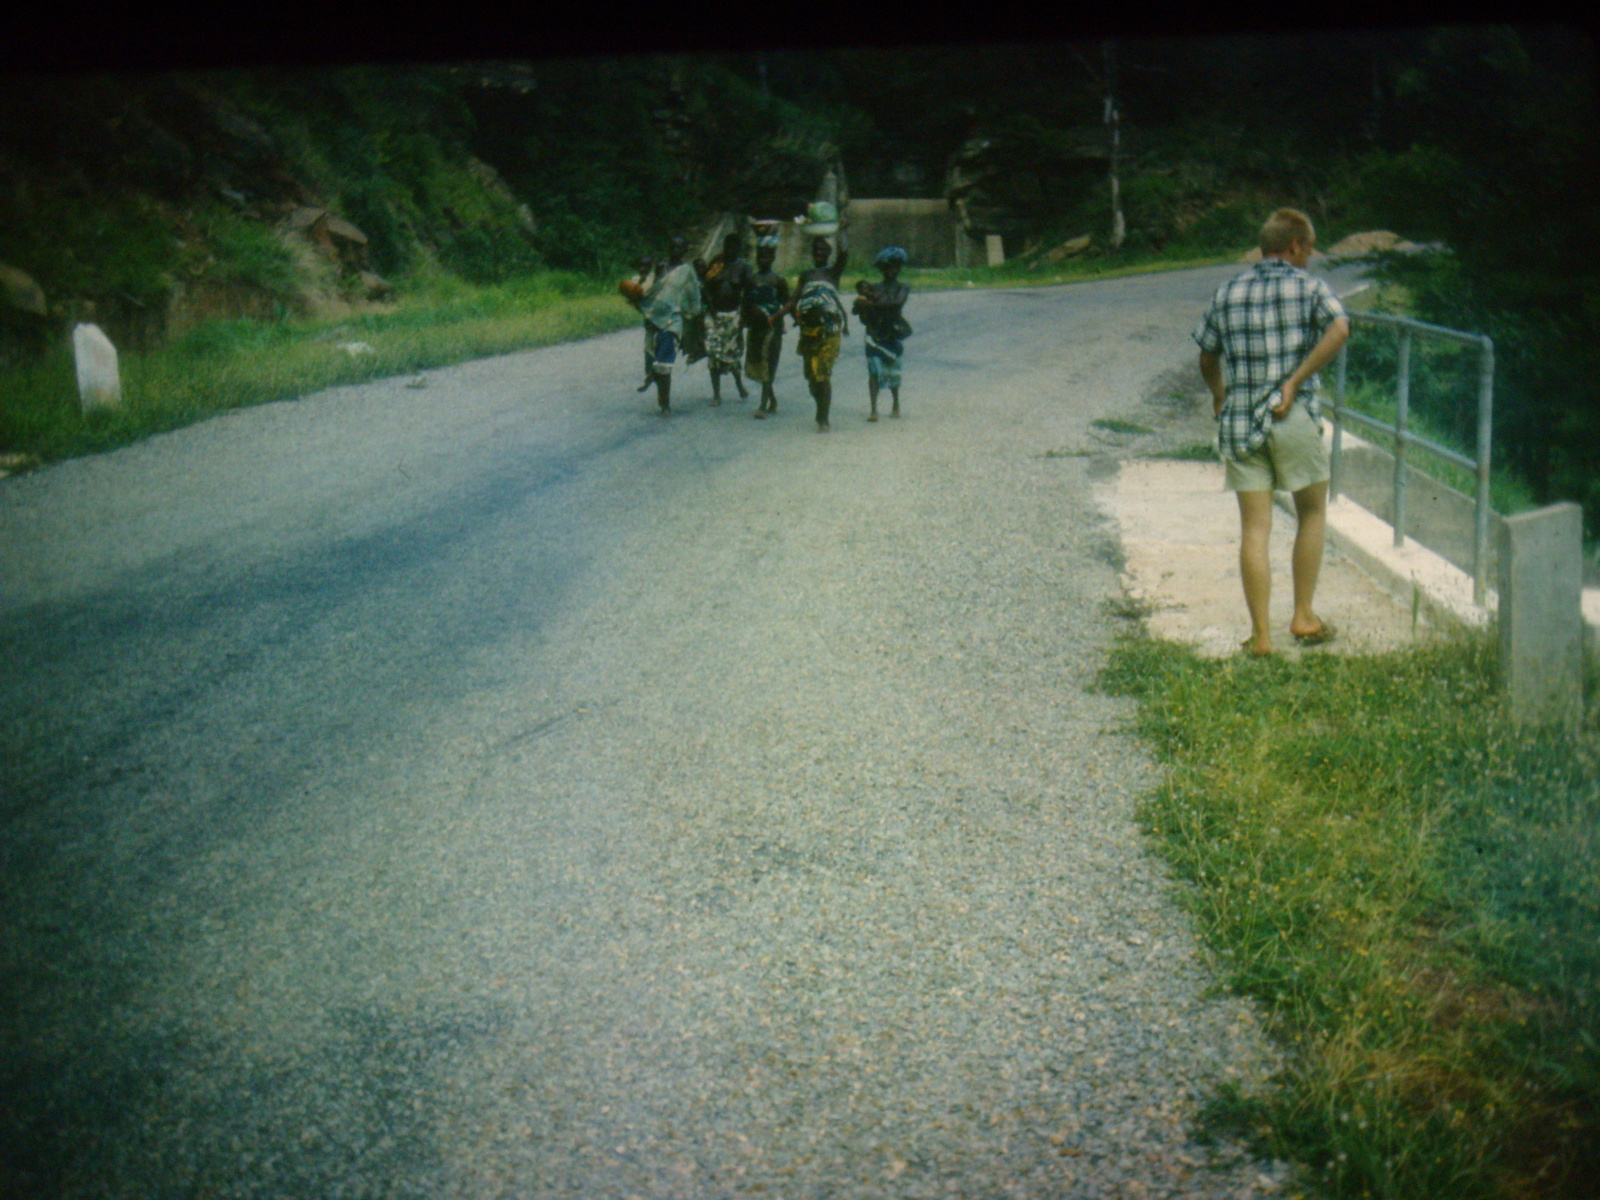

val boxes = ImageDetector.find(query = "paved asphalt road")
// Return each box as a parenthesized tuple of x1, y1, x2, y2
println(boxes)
(0, 263, 1363, 1198)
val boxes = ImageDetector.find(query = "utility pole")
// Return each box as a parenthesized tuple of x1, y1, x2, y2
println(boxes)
(1103, 41, 1125, 249)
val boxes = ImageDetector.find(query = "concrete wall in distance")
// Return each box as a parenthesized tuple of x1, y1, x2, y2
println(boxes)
(695, 200, 977, 276)
(844, 199, 970, 270)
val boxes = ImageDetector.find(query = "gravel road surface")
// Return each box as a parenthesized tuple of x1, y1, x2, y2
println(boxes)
(1, 265, 1357, 1198)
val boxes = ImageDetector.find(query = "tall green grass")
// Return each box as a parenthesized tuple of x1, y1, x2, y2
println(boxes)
(0, 272, 637, 465)
(1100, 631, 1600, 1199)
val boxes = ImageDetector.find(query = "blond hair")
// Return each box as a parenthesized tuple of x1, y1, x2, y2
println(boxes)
(1259, 208, 1316, 256)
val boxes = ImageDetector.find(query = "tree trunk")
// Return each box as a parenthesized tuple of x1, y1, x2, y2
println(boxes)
(1104, 42, 1125, 249)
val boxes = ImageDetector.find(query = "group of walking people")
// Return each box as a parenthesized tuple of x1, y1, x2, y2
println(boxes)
(624, 224, 910, 431)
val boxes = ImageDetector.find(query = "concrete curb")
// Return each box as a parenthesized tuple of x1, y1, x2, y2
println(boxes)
(1279, 488, 1600, 657)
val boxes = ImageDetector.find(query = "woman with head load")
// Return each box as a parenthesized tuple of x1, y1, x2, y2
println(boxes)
(782, 233, 850, 432)
(852, 246, 911, 421)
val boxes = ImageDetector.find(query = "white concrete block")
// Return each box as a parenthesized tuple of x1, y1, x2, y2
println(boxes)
(73, 323, 122, 412)
(1498, 503, 1584, 727)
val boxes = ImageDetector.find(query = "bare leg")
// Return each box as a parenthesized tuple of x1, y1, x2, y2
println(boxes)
(656, 374, 671, 416)
(890, 385, 901, 417)
(868, 378, 879, 421)
(1289, 481, 1329, 636)
(1237, 490, 1274, 654)
(709, 368, 722, 405)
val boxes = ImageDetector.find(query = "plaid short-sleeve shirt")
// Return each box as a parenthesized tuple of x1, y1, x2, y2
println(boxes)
(1193, 259, 1346, 460)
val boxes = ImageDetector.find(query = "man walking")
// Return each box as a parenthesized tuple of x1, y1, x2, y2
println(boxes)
(1194, 208, 1351, 656)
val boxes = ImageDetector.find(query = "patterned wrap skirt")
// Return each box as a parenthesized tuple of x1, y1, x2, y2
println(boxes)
(865, 332, 903, 390)
(644, 322, 678, 377)
(745, 321, 782, 384)
(705, 310, 743, 371)
(798, 329, 841, 384)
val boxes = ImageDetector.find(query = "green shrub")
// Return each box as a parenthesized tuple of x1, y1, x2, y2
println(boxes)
(1175, 200, 1259, 253)
(436, 223, 543, 284)
(204, 211, 298, 298)
(340, 182, 414, 276)
(1, 191, 175, 310)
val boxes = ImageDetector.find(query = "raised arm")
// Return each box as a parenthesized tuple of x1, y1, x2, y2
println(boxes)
(1273, 316, 1350, 417)
(780, 274, 804, 320)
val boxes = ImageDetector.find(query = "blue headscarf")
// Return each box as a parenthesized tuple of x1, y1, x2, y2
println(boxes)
(874, 246, 908, 266)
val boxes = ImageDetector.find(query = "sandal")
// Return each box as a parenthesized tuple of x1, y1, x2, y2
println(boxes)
(1292, 620, 1337, 647)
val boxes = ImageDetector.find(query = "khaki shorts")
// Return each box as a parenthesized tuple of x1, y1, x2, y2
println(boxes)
(1224, 401, 1330, 493)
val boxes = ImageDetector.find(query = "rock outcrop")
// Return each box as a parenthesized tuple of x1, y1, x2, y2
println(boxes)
(1325, 230, 1421, 256)
(1, 262, 47, 316)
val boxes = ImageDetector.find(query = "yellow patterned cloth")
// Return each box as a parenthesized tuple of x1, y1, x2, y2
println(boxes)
(798, 329, 841, 384)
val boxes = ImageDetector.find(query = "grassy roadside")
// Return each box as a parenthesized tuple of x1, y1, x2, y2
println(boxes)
(1099, 630, 1600, 1199)
(0, 272, 639, 467)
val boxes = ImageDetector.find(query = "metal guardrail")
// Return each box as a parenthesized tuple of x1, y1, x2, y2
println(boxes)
(1328, 309, 1496, 605)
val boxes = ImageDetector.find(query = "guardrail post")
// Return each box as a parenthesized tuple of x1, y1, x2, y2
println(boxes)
(1474, 336, 1495, 606)
(1392, 330, 1411, 548)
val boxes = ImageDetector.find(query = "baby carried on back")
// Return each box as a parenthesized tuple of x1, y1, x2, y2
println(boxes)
(794, 276, 848, 336)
